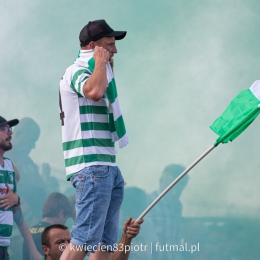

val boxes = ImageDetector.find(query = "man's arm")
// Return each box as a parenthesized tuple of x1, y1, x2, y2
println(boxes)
(83, 46, 110, 101)
(14, 211, 43, 260)
(11, 165, 43, 260)
(112, 218, 144, 260)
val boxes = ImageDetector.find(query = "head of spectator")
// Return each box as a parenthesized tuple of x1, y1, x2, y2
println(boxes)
(41, 224, 71, 260)
(79, 19, 126, 68)
(160, 164, 189, 198)
(11, 117, 40, 155)
(42, 192, 73, 225)
(0, 115, 18, 154)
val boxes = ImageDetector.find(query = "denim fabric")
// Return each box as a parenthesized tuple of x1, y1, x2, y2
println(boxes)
(70, 166, 124, 252)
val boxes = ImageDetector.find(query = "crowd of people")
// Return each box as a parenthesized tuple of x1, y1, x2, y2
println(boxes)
(0, 115, 144, 260)
(1, 113, 190, 259)
(0, 19, 145, 260)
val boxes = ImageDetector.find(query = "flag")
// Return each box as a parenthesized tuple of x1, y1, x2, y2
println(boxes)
(210, 80, 260, 146)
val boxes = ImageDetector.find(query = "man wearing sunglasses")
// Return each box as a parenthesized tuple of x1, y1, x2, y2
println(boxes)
(0, 116, 43, 260)
(0, 116, 20, 259)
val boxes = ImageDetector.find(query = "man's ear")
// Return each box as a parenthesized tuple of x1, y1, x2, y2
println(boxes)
(89, 41, 95, 49)
(42, 245, 50, 255)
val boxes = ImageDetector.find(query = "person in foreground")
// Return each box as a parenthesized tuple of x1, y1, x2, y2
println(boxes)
(42, 218, 143, 260)
(59, 19, 128, 260)
(0, 116, 42, 260)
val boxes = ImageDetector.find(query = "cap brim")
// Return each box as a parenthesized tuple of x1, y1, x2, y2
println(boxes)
(107, 31, 127, 40)
(6, 119, 19, 127)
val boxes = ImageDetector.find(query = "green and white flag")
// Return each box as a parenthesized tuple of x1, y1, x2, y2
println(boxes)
(137, 80, 260, 221)
(210, 80, 260, 146)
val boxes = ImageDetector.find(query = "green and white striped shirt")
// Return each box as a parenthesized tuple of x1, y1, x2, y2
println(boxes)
(60, 50, 128, 180)
(0, 157, 16, 247)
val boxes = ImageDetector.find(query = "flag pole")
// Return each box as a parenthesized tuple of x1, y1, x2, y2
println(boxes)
(135, 144, 216, 221)
(135, 81, 260, 222)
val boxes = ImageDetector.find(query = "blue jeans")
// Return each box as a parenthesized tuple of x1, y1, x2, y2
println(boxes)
(70, 165, 124, 252)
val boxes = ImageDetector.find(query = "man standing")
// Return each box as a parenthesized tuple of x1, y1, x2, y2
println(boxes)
(0, 116, 21, 259)
(0, 116, 43, 260)
(59, 20, 129, 260)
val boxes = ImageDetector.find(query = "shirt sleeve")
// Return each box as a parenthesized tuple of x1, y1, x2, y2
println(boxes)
(71, 68, 92, 98)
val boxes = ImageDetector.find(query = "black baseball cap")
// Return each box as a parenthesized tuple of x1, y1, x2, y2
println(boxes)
(0, 116, 19, 127)
(79, 19, 127, 47)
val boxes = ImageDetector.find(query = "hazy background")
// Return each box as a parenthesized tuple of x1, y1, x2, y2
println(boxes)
(1, 0, 260, 259)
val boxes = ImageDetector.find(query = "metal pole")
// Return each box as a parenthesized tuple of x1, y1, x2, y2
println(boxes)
(135, 144, 216, 221)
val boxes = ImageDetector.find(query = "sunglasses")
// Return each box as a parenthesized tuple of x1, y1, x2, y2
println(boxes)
(0, 126, 12, 134)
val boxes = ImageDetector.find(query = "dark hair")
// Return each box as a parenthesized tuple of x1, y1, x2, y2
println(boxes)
(41, 224, 68, 247)
(42, 192, 72, 218)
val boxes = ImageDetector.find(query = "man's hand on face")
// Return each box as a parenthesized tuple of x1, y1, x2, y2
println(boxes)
(0, 183, 19, 210)
(93, 46, 110, 65)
